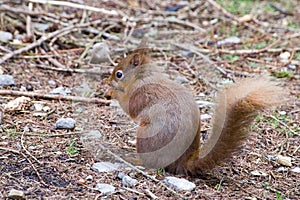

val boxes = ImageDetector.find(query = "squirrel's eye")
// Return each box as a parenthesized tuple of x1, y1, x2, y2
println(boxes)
(115, 70, 123, 80)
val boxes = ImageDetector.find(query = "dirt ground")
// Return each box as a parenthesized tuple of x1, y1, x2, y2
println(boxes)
(0, 0, 299, 199)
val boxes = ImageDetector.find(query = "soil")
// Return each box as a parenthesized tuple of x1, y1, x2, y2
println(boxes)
(0, 1, 299, 199)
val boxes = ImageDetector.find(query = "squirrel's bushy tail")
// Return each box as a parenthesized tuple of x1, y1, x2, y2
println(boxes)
(187, 77, 284, 175)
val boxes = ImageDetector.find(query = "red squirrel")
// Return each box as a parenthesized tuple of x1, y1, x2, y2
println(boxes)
(108, 48, 283, 175)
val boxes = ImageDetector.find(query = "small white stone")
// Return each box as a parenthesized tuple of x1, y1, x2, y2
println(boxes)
(0, 31, 13, 42)
(121, 175, 138, 187)
(278, 111, 286, 115)
(291, 167, 300, 173)
(109, 101, 120, 108)
(89, 42, 111, 64)
(277, 155, 292, 167)
(276, 167, 288, 172)
(86, 175, 93, 180)
(200, 114, 211, 120)
(94, 183, 115, 195)
(8, 189, 25, 199)
(196, 100, 214, 108)
(217, 36, 241, 46)
(279, 52, 291, 63)
(92, 162, 123, 173)
(0, 74, 15, 86)
(250, 170, 268, 177)
(34, 103, 43, 111)
(55, 118, 76, 129)
(164, 176, 196, 191)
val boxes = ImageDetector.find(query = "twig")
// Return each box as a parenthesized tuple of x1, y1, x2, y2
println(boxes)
(165, 17, 206, 33)
(0, 147, 20, 154)
(97, 144, 188, 200)
(0, 19, 102, 64)
(21, 132, 42, 164)
(270, 4, 293, 16)
(0, 90, 111, 105)
(206, 0, 239, 21)
(36, 64, 111, 74)
(145, 189, 159, 199)
(269, 115, 299, 136)
(0, 145, 47, 186)
(29, 0, 120, 16)
(172, 41, 300, 56)
(20, 151, 48, 186)
(26, 2, 33, 39)
(122, 187, 146, 197)
(0, 4, 41, 16)
(24, 132, 79, 137)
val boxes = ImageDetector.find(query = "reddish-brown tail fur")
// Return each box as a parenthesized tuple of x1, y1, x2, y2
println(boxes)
(185, 78, 283, 175)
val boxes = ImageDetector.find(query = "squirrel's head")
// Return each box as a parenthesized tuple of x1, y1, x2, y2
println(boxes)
(110, 48, 150, 82)
(106, 48, 151, 99)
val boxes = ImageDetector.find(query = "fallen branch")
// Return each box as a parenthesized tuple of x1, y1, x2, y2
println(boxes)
(36, 64, 111, 75)
(0, 4, 41, 16)
(29, 0, 120, 16)
(0, 90, 111, 105)
(0, 19, 102, 65)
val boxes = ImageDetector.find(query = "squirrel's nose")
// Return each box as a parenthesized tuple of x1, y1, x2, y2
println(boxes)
(104, 89, 113, 99)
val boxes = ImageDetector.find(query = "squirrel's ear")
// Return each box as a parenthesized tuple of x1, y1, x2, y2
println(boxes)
(132, 54, 140, 67)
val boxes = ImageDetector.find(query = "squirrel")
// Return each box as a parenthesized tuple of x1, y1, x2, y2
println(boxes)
(107, 47, 283, 175)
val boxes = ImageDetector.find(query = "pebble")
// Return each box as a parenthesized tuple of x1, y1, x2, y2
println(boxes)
(196, 100, 214, 108)
(49, 86, 71, 95)
(0, 75, 15, 86)
(109, 100, 121, 108)
(33, 22, 51, 31)
(55, 118, 76, 129)
(81, 130, 102, 140)
(0, 31, 13, 42)
(86, 175, 93, 180)
(48, 80, 56, 86)
(88, 42, 111, 64)
(92, 162, 123, 173)
(200, 114, 211, 120)
(181, 50, 194, 57)
(217, 36, 241, 46)
(276, 167, 288, 172)
(174, 75, 189, 84)
(279, 52, 291, 63)
(164, 176, 196, 191)
(8, 189, 25, 199)
(291, 167, 300, 173)
(33, 103, 43, 111)
(118, 172, 138, 187)
(94, 183, 115, 195)
(250, 170, 268, 177)
(277, 155, 292, 167)
(278, 110, 287, 115)
(287, 64, 296, 71)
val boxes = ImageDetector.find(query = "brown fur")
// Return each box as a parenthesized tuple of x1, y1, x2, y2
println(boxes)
(108, 48, 284, 175)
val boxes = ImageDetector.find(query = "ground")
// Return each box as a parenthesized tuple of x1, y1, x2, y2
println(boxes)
(0, 0, 299, 199)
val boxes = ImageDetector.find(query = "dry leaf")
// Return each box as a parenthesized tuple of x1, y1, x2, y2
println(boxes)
(4, 96, 31, 111)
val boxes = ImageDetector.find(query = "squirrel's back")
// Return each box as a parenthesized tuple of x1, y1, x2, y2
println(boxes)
(127, 77, 201, 169)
